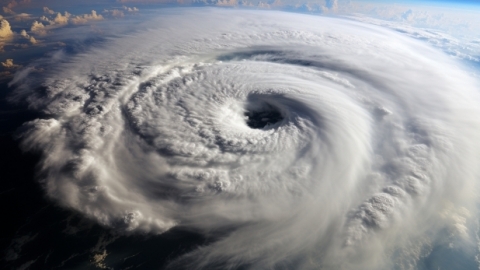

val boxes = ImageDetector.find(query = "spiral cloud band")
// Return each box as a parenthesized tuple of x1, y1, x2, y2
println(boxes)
(12, 9, 480, 269)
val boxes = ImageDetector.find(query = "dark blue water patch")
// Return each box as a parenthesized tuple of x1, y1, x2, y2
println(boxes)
(0, 83, 41, 136)
(418, 242, 478, 270)
(1, 165, 210, 270)
(244, 103, 284, 129)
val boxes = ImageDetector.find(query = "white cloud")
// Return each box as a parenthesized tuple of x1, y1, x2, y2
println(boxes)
(39, 15, 53, 25)
(123, 6, 139, 12)
(105, 9, 125, 18)
(70, 10, 103, 25)
(53, 12, 70, 25)
(104, 6, 139, 17)
(19, 29, 36, 44)
(2, 58, 20, 68)
(0, 19, 13, 38)
(336, 2, 480, 37)
(14, 13, 31, 21)
(30, 21, 46, 35)
(43, 7, 55, 15)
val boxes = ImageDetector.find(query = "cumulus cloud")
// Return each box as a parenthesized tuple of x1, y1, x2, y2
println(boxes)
(19, 29, 37, 44)
(10, 9, 480, 270)
(53, 12, 70, 25)
(43, 7, 55, 15)
(0, 19, 13, 38)
(30, 21, 46, 35)
(123, 6, 139, 12)
(2, 58, 20, 68)
(70, 10, 103, 24)
(114, 0, 339, 10)
(105, 6, 139, 17)
(105, 9, 125, 18)
(39, 15, 53, 25)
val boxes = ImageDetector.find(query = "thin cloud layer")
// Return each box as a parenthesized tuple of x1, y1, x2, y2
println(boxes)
(10, 9, 480, 270)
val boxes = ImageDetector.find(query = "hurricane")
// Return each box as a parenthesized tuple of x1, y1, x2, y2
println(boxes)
(10, 9, 480, 270)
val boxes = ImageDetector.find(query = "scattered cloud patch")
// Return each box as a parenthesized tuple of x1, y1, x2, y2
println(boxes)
(3, 6, 15, 15)
(43, 7, 55, 15)
(53, 12, 70, 25)
(30, 21, 46, 35)
(2, 58, 20, 68)
(104, 9, 125, 18)
(70, 10, 103, 25)
(123, 6, 139, 12)
(14, 13, 31, 21)
(19, 29, 37, 44)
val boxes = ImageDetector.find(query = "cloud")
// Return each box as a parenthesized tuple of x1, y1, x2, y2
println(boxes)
(216, 0, 237, 6)
(2, 58, 20, 68)
(14, 13, 31, 21)
(30, 21, 46, 35)
(105, 9, 125, 18)
(112, 0, 338, 10)
(104, 6, 140, 18)
(2, 7, 15, 15)
(53, 12, 70, 25)
(19, 29, 27, 37)
(39, 15, 53, 25)
(326, 0, 338, 11)
(43, 7, 55, 15)
(5, 0, 18, 9)
(70, 10, 103, 24)
(19, 29, 37, 44)
(123, 6, 139, 12)
(0, 19, 13, 38)
(337, 2, 480, 36)
(36, 10, 105, 26)
(116, 0, 172, 2)
(10, 9, 480, 270)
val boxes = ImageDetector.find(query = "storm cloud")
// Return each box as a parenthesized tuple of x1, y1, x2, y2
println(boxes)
(10, 9, 480, 270)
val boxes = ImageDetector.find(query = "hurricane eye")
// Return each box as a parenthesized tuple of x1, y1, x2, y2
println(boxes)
(244, 103, 284, 129)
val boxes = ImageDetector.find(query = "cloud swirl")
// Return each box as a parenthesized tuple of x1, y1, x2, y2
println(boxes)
(11, 9, 480, 269)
